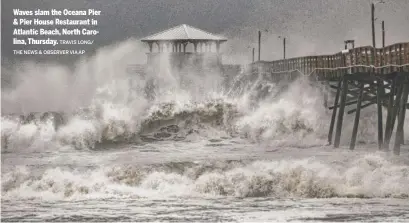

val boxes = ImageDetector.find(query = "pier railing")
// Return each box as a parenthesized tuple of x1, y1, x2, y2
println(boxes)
(251, 42, 409, 80)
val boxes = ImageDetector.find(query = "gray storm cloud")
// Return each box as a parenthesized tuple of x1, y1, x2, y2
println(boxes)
(1, 0, 409, 63)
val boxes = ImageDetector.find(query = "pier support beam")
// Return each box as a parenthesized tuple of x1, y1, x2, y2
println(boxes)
(390, 79, 403, 138)
(328, 79, 342, 145)
(393, 79, 409, 155)
(376, 79, 384, 149)
(350, 82, 364, 150)
(383, 78, 396, 149)
(334, 78, 348, 148)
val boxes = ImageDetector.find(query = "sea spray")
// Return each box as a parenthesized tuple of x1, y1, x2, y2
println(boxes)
(2, 38, 407, 152)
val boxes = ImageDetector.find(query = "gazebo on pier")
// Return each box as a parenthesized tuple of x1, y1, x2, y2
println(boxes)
(140, 24, 227, 69)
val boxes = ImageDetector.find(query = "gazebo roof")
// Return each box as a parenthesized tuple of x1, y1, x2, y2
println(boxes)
(141, 24, 227, 42)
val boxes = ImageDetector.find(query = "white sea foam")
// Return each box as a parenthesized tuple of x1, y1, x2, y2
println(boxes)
(2, 153, 408, 200)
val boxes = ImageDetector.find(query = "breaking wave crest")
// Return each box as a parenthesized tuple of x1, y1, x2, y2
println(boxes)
(1, 99, 239, 151)
(2, 38, 408, 151)
(3, 154, 409, 200)
(0, 83, 335, 151)
(0, 39, 334, 152)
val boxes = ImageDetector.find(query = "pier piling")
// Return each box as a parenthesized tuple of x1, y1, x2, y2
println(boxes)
(394, 78, 409, 155)
(384, 78, 396, 149)
(350, 82, 364, 150)
(334, 78, 348, 148)
(328, 79, 342, 145)
(376, 79, 384, 149)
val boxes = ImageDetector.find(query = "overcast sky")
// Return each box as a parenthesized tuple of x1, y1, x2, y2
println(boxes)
(2, 0, 409, 64)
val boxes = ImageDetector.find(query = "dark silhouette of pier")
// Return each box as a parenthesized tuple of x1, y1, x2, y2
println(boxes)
(252, 42, 409, 154)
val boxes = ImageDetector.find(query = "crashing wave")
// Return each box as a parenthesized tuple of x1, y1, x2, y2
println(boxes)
(1, 99, 241, 151)
(3, 38, 407, 152)
(2, 154, 408, 200)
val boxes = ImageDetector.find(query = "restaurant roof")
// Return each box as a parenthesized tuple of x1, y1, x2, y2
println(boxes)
(141, 24, 227, 42)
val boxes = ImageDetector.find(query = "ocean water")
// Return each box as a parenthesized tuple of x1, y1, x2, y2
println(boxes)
(2, 40, 409, 222)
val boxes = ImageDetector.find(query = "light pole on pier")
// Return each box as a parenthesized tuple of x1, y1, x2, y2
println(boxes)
(382, 20, 385, 47)
(257, 29, 270, 61)
(278, 36, 287, 60)
(371, 0, 386, 48)
(371, 3, 376, 48)
(258, 30, 261, 61)
(371, 0, 386, 150)
(283, 37, 286, 59)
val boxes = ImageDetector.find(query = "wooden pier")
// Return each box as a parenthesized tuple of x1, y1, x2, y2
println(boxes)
(251, 42, 409, 154)
(135, 24, 408, 154)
